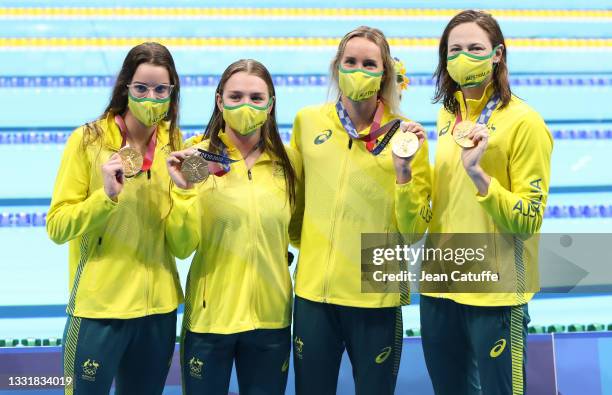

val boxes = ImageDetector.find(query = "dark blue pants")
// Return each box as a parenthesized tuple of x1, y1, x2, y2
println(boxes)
(181, 327, 291, 395)
(292, 296, 403, 395)
(62, 310, 177, 395)
(420, 295, 530, 395)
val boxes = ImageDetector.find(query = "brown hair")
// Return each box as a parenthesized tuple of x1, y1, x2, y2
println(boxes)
(203, 59, 297, 207)
(83, 42, 181, 150)
(433, 10, 512, 114)
(329, 26, 400, 114)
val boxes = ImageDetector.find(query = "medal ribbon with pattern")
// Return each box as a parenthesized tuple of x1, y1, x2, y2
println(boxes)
(196, 139, 263, 177)
(115, 115, 157, 177)
(335, 99, 402, 156)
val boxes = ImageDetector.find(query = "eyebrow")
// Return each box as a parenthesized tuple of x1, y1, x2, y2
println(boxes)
(343, 56, 378, 63)
(132, 80, 170, 85)
(226, 90, 266, 95)
(449, 42, 486, 47)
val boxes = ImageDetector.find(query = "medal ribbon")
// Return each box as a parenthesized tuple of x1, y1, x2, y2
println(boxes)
(197, 139, 263, 177)
(336, 98, 400, 155)
(115, 115, 157, 174)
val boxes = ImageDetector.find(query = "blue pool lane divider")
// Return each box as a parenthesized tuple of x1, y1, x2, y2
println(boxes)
(1, 127, 611, 145)
(0, 74, 611, 89)
(2, 205, 611, 227)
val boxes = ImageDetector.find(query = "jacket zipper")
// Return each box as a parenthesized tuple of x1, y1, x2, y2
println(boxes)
(322, 135, 353, 302)
(247, 166, 258, 328)
(143, 168, 152, 315)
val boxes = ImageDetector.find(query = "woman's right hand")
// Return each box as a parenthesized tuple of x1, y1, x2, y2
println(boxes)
(101, 153, 124, 201)
(392, 121, 426, 184)
(166, 148, 197, 189)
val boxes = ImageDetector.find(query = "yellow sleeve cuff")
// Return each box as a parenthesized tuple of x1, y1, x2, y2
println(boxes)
(172, 185, 198, 198)
(395, 180, 414, 192)
(92, 187, 118, 209)
(476, 176, 501, 202)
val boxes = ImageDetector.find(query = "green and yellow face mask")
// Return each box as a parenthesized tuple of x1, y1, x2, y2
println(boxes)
(127, 94, 170, 127)
(446, 45, 501, 88)
(222, 99, 271, 136)
(338, 66, 383, 101)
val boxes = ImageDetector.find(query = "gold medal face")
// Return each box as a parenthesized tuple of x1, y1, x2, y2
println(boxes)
(453, 121, 479, 148)
(117, 147, 143, 177)
(391, 131, 419, 158)
(181, 155, 210, 184)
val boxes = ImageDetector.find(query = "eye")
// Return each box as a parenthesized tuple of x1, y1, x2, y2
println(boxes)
(133, 83, 148, 93)
(363, 60, 377, 68)
(229, 94, 241, 100)
(344, 58, 356, 65)
(154, 84, 169, 95)
(251, 95, 264, 102)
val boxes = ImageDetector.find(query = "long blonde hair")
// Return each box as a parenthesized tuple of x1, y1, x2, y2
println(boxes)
(329, 26, 400, 115)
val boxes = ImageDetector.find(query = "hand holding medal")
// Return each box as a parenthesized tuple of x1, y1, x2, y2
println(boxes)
(453, 120, 477, 148)
(166, 148, 204, 189)
(181, 153, 210, 184)
(391, 121, 425, 184)
(459, 123, 490, 173)
(117, 146, 144, 177)
(392, 121, 424, 158)
(101, 153, 126, 201)
(450, 94, 498, 172)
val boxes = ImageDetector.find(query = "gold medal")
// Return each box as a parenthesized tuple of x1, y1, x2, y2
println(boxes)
(181, 155, 210, 184)
(117, 146, 143, 177)
(453, 121, 478, 148)
(391, 131, 419, 158)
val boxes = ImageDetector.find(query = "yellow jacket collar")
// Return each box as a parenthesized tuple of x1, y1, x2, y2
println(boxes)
(218, 129, 271, 163)
(329, 100, 394, 135)
(453, 82, 496, 120)
(218, 129, 237, 153)
(102, 112, 171, 151)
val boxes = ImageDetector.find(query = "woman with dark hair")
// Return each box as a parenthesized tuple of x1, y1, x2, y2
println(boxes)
(47, 42, 184, 394)
(421, 10, 553, 395)
(289, 26, 431, 394)
(165, 59, 301, 395)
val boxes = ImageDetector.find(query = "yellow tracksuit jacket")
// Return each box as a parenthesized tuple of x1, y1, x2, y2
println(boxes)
(290, 102, 432, 308)
(166, 131, 302, 334)
(425, 83, 553, 306)
(47, 113, 183, 318)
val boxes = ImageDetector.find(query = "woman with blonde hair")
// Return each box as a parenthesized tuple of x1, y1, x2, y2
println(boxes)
(289, 26, 432, 394)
